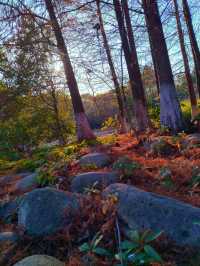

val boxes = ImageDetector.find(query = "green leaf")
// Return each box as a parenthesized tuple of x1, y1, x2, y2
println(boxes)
(130, 230, 140, 243)
(144, 245, 162, 262)
(120, 240, 138, 250)
(145, 230, 163, 243)
(115, 251, 129, 261)
(79, 243, 90, 253)
(93, 247, 112, 257)
(128, 252, 146, 263)
(194, 221, 200, 226)
(92, 233, 103, 248)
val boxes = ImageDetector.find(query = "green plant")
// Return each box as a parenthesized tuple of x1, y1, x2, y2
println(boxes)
(79, 232, 112, 257)
(98, 134, 117, 146)
(80, 163, 98, 171)
(14, 158, 46, 172)
(101, 116, 118, 131)
(113, 156, 140, 178)
(159, 167, 174, 190)
(190, 167, 200, 188)
(36, 163, 57, 186)
(115, 230, 163, 266)
(84, 181, 100, 195)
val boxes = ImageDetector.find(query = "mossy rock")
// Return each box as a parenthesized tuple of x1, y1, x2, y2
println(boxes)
(150, 138, 177, 156)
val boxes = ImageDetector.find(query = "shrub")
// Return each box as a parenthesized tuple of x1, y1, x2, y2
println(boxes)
(98, 134, 117, 146)
(101, 116, 118, 131)
(113, 156, 140, 178)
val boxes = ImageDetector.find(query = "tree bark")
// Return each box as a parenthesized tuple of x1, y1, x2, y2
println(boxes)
(113, 0, 149, 131)
(142, 0, 183, 132)
(96, 0, 127, 133)
(182, 0, 200, 98)
(50, 82, 66, 145)
(148, 34, 160, 96)
(44, 0, 95, 141)
(173, 0, 198, 119)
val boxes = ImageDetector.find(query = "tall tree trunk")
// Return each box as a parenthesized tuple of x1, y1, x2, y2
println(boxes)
(182, 0, 200, 98)
(50, 83, 65, 145)
(174, 0, 198, 119)
(44, 0, 95, 141)
(142, 0, 183, 132)
(96, 0, 127, 133)
(113, 0, 149, 131)
(149, 34, 160, 96)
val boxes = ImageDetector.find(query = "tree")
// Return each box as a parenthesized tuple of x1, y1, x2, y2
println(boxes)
(44, 0, 95, 141)
(182, 0, 200, 98)
(113, 0, 149, 131)
(96, 0, 127, 133)
(142, 0, 183, 132)
(173, 0, 198, 119)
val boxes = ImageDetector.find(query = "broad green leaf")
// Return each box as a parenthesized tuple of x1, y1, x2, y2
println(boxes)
(145, 230, 163, 243)
(144, 245, 162, 262)
(115, 252, 128, 261)
(79, 243, 90, 252)
(92, 233, 103, 248)
(93, 247, 112, 257)
(130, 230, 140, 242)
(128, 252, 146, 262)
(120, 240, 138, 250)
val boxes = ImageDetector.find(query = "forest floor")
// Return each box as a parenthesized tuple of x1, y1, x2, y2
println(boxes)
(1, 131, 200, 265)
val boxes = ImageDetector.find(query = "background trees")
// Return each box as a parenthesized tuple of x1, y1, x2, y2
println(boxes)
(0, 0, 200, 150)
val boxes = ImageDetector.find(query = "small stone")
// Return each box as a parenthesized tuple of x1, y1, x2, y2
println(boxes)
(0, 172, 32, 186)
(71, 171, 119, 193)
(15, 173, 38, 192)
(13, 255, 65, 266)
(150, 138, 176, 156)
(79, 152, 111, 168)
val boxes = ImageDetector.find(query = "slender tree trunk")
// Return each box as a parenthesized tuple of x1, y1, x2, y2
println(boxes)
(113, 0, 149, 131)
(44, 0, 95, 141)
(96, 0, 127, 133)
(149, 34, 160, 96)
(182, 0, 200, 98)
(173, 0, 198, 119)
(142, 0, 183, 132)
(50, 84, 65, 145)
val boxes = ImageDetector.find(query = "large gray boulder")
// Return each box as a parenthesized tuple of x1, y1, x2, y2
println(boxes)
(104, 183, 200, 247)
(18, 188, 80, 237)
(79, 152, 111, 168)
(15, 173, 38, 193)
(13, 255, 65, 266)
(71, 171, 119, 193)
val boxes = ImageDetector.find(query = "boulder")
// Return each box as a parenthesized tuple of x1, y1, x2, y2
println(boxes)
(0, 232, 18, 243)
(0, 197, 23, 223)
(18, 188, 80, 237)
(71, 171, 119, 193)
(15, 173, 38, 193)
(79, 152, 111, 168)
(13, 255, 65, 266)
(0, 172, 32, 186)
(150, 138, 176, 156)
(104, 183, 200, 247)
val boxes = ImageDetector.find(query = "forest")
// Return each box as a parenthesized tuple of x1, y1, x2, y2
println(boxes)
(1, 0, 200, 265)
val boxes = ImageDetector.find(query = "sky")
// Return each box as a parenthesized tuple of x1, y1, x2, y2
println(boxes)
(0, 0, 200, 96)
